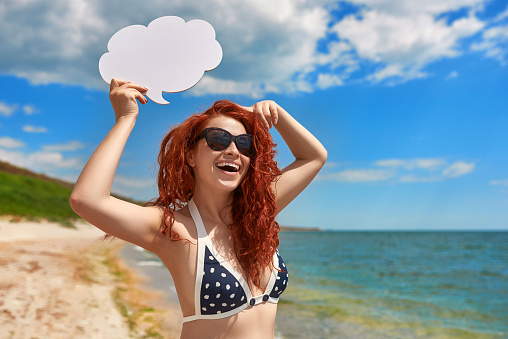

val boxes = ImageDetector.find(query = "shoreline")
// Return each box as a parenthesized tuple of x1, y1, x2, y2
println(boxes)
(0, 219, 182, 338)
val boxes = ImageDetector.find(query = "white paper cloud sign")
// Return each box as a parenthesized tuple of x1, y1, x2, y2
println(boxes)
(99, 16, 223, 104)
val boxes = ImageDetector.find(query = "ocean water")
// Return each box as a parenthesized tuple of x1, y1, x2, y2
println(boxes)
(121, 231, 508, 338)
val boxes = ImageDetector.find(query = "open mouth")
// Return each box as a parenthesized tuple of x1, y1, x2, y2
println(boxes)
(216, 162, 240, 173)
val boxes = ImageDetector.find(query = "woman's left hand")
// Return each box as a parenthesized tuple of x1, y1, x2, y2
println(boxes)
(244, 100, 280, 130)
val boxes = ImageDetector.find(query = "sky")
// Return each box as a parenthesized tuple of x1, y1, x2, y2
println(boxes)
(0, 0, 507, 230)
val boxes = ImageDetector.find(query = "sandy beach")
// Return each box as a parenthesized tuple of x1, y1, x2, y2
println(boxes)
(0, 218, 182, 339)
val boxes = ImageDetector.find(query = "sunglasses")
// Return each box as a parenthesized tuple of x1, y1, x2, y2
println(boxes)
(195, 127, 255, 157)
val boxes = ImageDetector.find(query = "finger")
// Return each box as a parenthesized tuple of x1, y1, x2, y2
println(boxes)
(123, 82, 149, 93)
(132, 90, 148, 104)
(254, 108, 270, 129)
(110, 78, 132, 91)
(262, 101, 273, 128)
(268, 102, 278, 125)
(110, 78, 120, 91)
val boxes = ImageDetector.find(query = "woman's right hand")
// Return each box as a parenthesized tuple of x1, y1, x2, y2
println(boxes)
(109, 78, 148, 122)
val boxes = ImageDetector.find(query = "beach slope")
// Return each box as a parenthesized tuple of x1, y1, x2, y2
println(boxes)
(0, 219, 181, 339)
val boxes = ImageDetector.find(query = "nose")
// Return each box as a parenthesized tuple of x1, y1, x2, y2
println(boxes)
(224, 140, 240, 157)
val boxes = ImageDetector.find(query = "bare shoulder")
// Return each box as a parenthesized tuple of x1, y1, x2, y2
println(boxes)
(173, 206, 198, 241)
(151, 205, 198, 257)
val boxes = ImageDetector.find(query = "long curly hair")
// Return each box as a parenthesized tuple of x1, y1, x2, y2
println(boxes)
(151, 100, 281, 288)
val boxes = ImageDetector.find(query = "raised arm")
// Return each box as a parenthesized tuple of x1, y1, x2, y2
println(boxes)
(247, 100, 327, 213)
(69, 79, 163, 251)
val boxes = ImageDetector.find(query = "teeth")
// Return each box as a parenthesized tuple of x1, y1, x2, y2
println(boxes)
(216, 162, 240, 171)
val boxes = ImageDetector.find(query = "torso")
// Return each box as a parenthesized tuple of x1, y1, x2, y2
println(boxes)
(152, 204, 284, 339)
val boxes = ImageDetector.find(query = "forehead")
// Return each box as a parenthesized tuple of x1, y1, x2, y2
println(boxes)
(204, 115, 247, 135)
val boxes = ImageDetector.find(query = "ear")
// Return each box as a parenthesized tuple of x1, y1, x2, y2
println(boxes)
(186, 149, 196, 167)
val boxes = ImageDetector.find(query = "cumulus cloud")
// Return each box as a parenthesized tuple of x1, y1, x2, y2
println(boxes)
(112, 175, 155, 199)
(375, 158, 446, 170)
(317, 73, 344, 89)
(42, 140, 85, 152)
(317, 169, 395, 182)
(331, 6, 484, 82)
(471, 24, 508, 64)
(442, 161, 475, 177)
(0, 0, 506, 94)
(446, 71, 459, 79)
(0, 102, 18, 117)
(99, 16, 223, 104)
(0, 137, 25, 148)
(23, 105, 39, 115)
(320, 157, 475, 183)
(0, 148, 82, 173)
(23, 125, 48, 133)
(490, 179, 508, 186)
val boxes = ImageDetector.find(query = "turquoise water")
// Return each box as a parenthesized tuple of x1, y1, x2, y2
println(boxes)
(121, 231, 508, 338)
(276, 231, 508, 338)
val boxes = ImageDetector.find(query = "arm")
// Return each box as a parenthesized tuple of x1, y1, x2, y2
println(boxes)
(69, 79, 162, 251)
(247, 100, 327, 213)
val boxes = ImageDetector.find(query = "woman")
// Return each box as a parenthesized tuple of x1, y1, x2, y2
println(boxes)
(70, 79, 327, 338)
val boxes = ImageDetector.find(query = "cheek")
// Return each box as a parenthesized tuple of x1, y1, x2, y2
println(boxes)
(241, 157, 251, 176)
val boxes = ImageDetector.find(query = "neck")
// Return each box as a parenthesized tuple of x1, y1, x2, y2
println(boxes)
(192, 185, 235, 225)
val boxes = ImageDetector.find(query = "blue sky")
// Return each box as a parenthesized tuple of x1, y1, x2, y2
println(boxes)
(1, 0, 507, 230)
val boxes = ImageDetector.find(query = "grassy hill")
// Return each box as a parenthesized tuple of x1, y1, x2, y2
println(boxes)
(0, 161, 80, 226)
(0, 161, 145, 227)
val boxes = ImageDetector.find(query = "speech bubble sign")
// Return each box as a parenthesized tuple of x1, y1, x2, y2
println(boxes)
(99, 16, 223, 104)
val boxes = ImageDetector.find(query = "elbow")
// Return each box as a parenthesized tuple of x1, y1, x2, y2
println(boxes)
(318, 146, 328, 167)
(69, 191, 84, 216)
(69, 190, 97, 217)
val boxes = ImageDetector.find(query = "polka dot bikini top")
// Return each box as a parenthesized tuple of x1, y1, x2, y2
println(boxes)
(182, 199, 289, 323)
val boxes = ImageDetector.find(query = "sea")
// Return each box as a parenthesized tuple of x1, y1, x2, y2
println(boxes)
(120, 231, 508, 339)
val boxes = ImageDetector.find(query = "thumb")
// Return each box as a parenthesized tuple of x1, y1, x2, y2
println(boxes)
(110, 78, 130, 91)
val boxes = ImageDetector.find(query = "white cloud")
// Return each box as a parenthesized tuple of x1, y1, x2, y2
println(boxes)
(42, 140, 85, 152)
(23, 105, 39, 115)
(442, 161, 475, 177)
(494, 5, 508, 22)
(112, 175, 155, 199)
(0, 0, 505, 95)
(0, 137, 25, 148)
(113, 175, 153, 188)
(399, 175, 441, 183)
(318, 169, 394, 182)
(471, 24, 508, 64)
(321, 157, 474, 184)
(23, 125, 48, 133)
(0, 102, 18, 117)
(0, 148, 82, 173)
(346, 0, 485, 16)
(375, 158, 446, 170)
(332, 8, 484, 82)
(317, 73, 344, 89)
(490, 179, 508, 186)
(446, 71, 459, 79)
(323, 162, 341, 168)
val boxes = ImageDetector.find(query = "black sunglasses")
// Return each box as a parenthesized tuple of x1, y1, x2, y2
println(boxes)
(195, 127, 255, 157)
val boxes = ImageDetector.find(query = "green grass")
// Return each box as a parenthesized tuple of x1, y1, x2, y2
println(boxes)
(0, 171, 79, 226)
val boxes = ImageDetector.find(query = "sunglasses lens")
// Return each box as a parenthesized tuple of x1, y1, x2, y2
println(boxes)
(236, 135, 253, 156)
(206, 129, 232, 151)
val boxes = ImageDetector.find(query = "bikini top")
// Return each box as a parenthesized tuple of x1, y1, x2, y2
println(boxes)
(182, 199, 288, 323)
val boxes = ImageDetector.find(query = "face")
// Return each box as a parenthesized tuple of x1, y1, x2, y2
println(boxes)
(187, 115, 251, 194)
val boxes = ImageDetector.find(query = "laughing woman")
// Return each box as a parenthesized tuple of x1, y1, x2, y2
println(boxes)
(69, 79, 327, 339)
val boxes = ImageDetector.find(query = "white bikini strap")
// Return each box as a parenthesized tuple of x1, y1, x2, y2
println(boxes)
(187, 199, 207, 318)
(188, 199, 207, 239)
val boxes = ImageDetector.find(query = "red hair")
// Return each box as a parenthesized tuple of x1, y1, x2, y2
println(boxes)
(151, 100, 281, 288)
